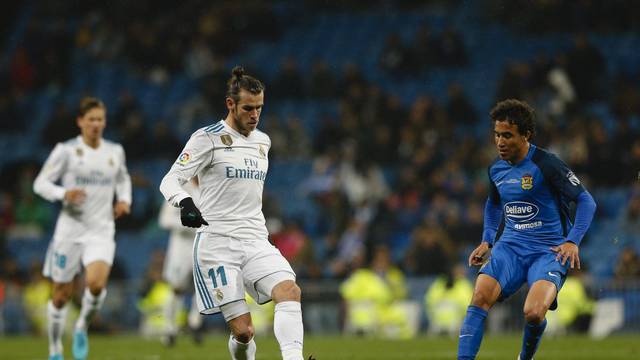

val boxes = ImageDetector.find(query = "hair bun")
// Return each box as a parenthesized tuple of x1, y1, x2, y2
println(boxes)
(232, 66, 244, 78)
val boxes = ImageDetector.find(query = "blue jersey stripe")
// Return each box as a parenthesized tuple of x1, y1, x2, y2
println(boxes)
(193, 234, 213, 309)
(194, 234, 213, 308)
(208, 122, 222, 130)
(196, 235, 214, 308)
(205, 123, 224, 133)
(192, 234, 207, 307)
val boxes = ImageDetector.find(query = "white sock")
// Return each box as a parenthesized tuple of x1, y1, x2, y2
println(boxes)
(274, 301, 304, 360)
(228, 334, 257, 360)
(187, 296, 202, 330)
(164, 293, 184, 336)
(47, 301, 68, 355)
(75, 288, 107, 331)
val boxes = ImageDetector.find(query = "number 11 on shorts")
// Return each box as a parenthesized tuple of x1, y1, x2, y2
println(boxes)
(208, 266, 228, 288)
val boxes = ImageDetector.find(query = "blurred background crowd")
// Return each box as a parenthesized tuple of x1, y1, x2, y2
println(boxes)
(1, 0, 639, 338)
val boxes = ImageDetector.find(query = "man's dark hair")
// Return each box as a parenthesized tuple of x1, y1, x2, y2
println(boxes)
(490, 99, 536, 138)
(78, 97, 105, 117)
(226, 66, 265, 103)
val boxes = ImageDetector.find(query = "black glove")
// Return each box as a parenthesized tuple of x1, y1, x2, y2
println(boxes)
(179, 197, 209, 228)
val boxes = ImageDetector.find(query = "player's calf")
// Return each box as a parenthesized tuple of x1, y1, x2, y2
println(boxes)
(226, 312, 257, 360)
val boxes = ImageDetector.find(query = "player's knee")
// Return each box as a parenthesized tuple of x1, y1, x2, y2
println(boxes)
(273, 280, 301, 302)
(51, 285, 73, 307)
(51, 295, 69, 308)
(287, 282, 302, 301)
(233, 325, 255, 344)
(523, 306, 546, 324)
(86, 280, 106, 295)
(470, 291, 494, 310)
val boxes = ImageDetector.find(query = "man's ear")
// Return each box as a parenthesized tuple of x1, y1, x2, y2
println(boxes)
(525, 130, 532, 141)
(225, 97, 234, 111)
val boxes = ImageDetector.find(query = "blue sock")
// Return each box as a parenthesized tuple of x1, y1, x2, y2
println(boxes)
(519, 318, 547, 360)
(457, 305, 488, 360)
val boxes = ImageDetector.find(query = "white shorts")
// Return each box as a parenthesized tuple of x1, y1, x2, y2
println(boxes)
(162, 231, 195, 290)
(42, 238, 116, 283)
(192, 232, 296, 315)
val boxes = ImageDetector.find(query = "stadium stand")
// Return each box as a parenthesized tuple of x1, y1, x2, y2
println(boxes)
(2, 0, 640, 334)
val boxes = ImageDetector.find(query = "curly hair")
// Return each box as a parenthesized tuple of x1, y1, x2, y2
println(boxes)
(490, 99, 536, 138)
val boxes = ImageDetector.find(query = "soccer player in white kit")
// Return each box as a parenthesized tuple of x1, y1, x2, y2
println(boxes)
(158, 178, 203, 346)
(160, 66, 306, 360)
(33, 97, 132, 360)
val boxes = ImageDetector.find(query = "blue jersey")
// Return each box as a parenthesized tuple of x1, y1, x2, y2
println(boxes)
(487, 144, 585, 255)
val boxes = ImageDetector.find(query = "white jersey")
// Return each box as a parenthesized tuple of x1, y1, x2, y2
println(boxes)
(160, 120, 270, 241)
(34, 136, 132, 243)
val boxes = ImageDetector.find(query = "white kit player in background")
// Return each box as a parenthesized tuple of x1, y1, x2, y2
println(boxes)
(33, 97, 132, 360)
(158, 177, 203, 346)
(160, 66, 307, 360)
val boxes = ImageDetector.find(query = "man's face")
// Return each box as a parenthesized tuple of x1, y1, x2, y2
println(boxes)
(227, 89, 264, 136)
(494, 120, 529, 163)
(77, 107, 106, 142)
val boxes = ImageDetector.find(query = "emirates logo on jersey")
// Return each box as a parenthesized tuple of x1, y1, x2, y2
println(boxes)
(221, 134, 233, 146)
(521, 174, 533, 190)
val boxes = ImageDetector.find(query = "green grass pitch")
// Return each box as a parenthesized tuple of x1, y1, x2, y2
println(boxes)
(0, 334, 637, 359)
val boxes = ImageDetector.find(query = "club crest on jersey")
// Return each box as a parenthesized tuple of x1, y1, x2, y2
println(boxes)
(521, 174, 533, 190)
(259, 145, 266, 158)
(216, 289, 224, 301)
(177, 152, 191, 165)
(108, 158, 114, 166)
(76, 148, 83, 157)
(221, 134, 233, 146)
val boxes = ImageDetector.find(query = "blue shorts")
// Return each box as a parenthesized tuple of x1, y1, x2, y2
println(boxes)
(479, 241, 569, 310)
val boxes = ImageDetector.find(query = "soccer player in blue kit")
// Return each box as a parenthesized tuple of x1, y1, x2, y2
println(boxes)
(457, 99, 597, 360)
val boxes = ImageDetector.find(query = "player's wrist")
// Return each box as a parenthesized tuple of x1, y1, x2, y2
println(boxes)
(179, 197, 195, 209)
(565, 239, 579, 247)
